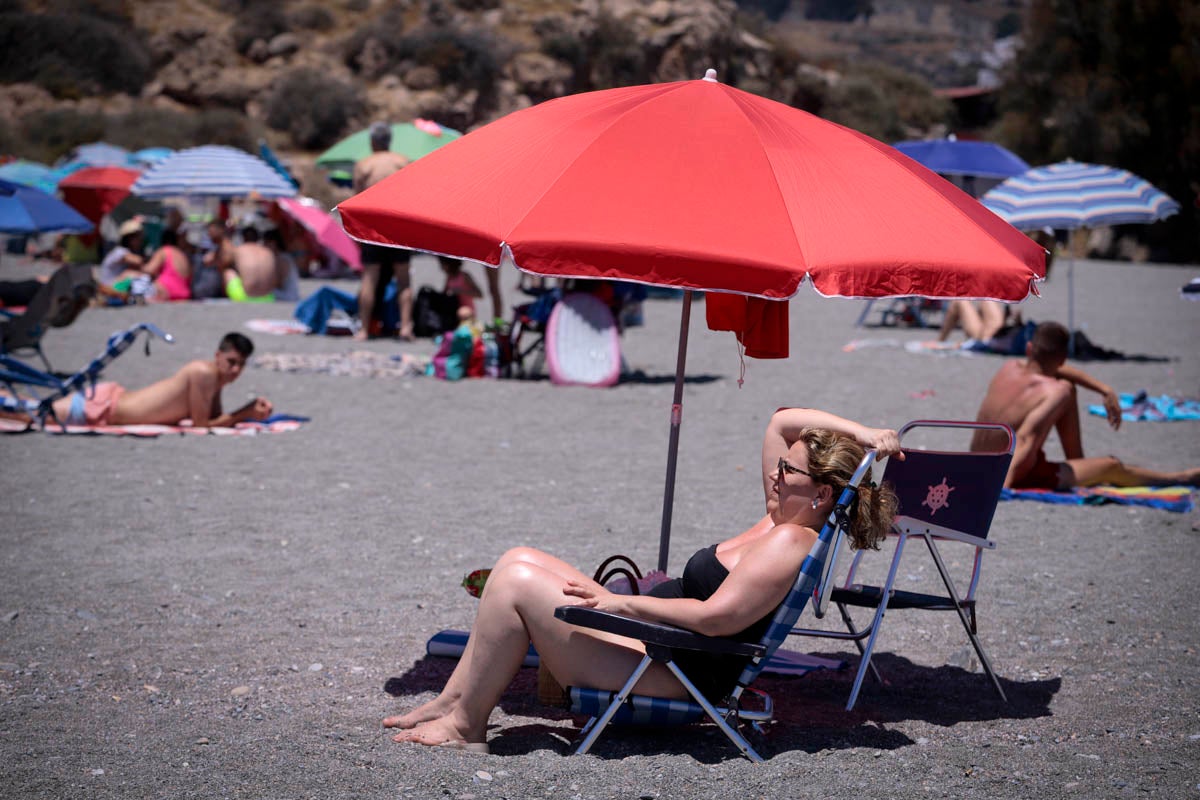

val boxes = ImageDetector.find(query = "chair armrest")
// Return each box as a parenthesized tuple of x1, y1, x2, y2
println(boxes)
(555, 606, 765, 658)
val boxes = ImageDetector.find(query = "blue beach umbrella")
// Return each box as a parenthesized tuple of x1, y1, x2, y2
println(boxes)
(892, 136, 1030, 199)
(64, 141, 133, 168)
(0, 160, 78, 195)
(982, 161, 1180, 351)
(130, 147, 175, 166)
(130, 145, 298, 199)
(0, 178, 94, 234)
(892, 136, 1031, 180)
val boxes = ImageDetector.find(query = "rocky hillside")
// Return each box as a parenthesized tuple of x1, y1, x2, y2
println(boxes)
(0, 0, 1021, 204)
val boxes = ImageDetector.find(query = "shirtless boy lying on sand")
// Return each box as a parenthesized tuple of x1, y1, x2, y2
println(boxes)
(970, 321, 1199, 490)
(23, 332, 272, 428)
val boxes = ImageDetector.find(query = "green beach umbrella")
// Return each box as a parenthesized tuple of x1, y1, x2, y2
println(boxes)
(315, 120, 462, 176)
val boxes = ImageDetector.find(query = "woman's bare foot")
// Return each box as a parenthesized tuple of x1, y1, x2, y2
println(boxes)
(390, 715, 482, 749)
(382, 693, 458, 730)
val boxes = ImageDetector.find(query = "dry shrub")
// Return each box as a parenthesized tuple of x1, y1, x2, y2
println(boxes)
(289, 3, 334, 30)
(0, 11, 151, 96)
(264, 68, 364, 150)
(230, 0, 290, 54)
(105, 107, 259, 152)
(345, 13, 505, 97)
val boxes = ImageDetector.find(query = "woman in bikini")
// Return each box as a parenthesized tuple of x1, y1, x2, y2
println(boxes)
(142, 229, 192, 302)
(384, 407, 902, 753)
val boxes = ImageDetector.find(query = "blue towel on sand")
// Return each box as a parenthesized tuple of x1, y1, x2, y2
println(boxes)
(1001, 486, 1194, 513)
(1088, 391, 1200, 422)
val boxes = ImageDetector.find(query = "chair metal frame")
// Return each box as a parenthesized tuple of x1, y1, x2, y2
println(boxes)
(0, 263, 96, 372)
(854, 297, 945, 329)
(0, 322, 174, 430)
(554, 449, 878, 762)
(791, 419, 1013, 710)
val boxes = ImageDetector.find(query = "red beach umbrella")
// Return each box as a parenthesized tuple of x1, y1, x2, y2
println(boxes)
(339, 70, 1046, 570)
(58, 166, 141, 225)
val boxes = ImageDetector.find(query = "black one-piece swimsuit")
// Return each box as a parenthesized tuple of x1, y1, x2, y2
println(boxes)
(645, 544, 778, 701)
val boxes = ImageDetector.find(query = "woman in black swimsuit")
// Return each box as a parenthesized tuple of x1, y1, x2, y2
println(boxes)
(386, 407, 902, 753)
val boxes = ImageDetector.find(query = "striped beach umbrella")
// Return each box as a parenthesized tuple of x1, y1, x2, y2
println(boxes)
(131, 145, 298, 199)
(983, 161, 1179, 353)
(981, 160, 1179, 230)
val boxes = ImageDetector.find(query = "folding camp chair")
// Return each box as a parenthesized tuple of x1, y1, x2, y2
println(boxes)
(553, 448, 879, 762)
(0, 322, 174, 430)
(0, 263, 96, 372)
(506, 288, 559, 378)
(790, 419, 1013, 711)
(854, 297, 944, 329)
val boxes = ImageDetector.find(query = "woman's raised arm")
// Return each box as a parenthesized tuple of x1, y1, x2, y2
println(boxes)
(761, 408, 902, 501)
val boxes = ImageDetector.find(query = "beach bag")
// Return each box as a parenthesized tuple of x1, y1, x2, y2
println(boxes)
(191, 264, 224, 300)
(412, 286, 460, 338)
(429, 325, 476, 380)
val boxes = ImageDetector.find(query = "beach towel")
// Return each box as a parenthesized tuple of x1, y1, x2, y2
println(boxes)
(0, 414, 309, 437)
(253, 351, 429, 379)
(1001, 486, 1194, 513)
(424, 629, 844, 678)
(1087, 391, 1200, 422)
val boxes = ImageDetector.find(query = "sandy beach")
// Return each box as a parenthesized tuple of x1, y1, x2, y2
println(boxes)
(1, 254, 1197, 799)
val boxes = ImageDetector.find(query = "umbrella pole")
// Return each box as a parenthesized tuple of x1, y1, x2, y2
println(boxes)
(656, 290, 694, 573)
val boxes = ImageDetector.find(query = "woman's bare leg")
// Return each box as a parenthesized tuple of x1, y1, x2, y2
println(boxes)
(383, 548, 605, 729)
(390, 560, 684, 748)
(956, 302, 986, 339)
(936, 300, 964, 341)
(977, 301, 1007, 341)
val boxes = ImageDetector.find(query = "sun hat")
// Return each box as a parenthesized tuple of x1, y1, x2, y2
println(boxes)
(118, 218, 143, 238)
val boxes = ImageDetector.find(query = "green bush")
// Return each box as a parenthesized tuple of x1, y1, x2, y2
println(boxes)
(264, 68, 364, 150)
(823, 63, 952, 141)
(0, 12, 151, 96)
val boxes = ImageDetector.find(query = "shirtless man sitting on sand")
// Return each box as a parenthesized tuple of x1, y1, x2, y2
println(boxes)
(971, 321, 1199, 489)
(40, 332, 272, 428)
(225, 228, 279, 302)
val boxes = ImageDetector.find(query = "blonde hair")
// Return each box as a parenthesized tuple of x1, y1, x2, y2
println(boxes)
(797, 428, 898, 550)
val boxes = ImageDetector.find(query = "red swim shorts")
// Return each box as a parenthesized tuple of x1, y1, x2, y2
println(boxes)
(66, 381, 125, 426)
(1012, 449, 1064, 490)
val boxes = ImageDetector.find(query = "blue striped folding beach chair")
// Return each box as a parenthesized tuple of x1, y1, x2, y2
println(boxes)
(0, 322, 174, 430)
(790, 419, 1013, 711)
(554, 449, 879, 762)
